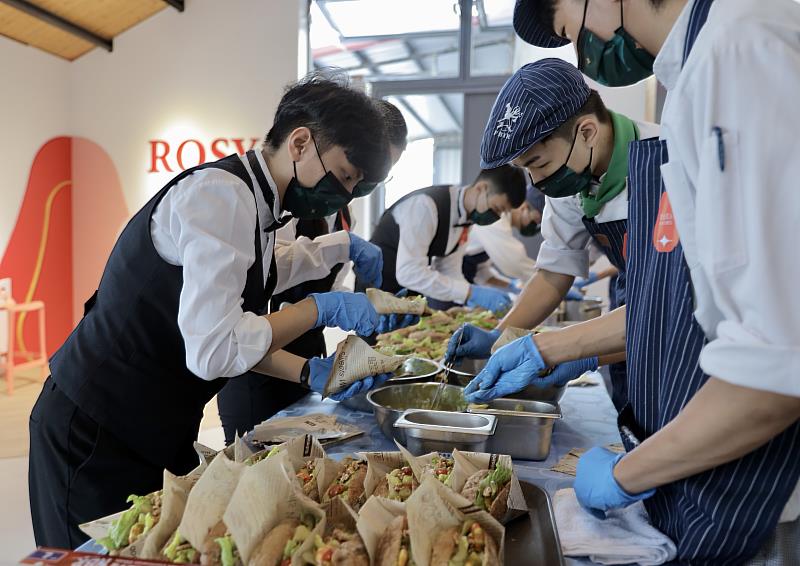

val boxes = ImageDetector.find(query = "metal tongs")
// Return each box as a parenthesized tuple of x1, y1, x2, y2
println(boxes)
(431, 330, 464, 409)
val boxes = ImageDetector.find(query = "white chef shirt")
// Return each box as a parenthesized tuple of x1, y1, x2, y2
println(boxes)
(656, 0, 800, 398)
(274, 215, 351, 294)
(465, 213, 537, 281)
(392, 185, 471, 303)
(150, 151, 345, 380)
(536, 120, 660, 278)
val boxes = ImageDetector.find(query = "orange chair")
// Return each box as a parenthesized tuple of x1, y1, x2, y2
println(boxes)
(0, 299, 47, 395)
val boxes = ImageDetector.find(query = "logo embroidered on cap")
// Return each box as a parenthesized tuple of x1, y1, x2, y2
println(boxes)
(652, 192, 679, 253)
(494, 103, 523, 140)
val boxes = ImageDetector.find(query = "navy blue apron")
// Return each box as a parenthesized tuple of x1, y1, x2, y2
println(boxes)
(623, 2, 800, 561)
(581, 217, 628, 412)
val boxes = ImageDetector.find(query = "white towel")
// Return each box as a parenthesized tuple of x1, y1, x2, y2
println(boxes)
(554, 488, 677, 565)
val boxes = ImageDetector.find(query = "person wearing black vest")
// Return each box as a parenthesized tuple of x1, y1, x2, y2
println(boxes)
(359, 165, 527, 313)
(462, 186, 544, 288)
(216, 101, 410, 445)
(28, 75, 396, 549)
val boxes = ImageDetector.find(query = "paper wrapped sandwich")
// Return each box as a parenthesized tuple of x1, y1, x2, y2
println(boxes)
(324, 336, 407, 397)
(367, 288, 428, 316)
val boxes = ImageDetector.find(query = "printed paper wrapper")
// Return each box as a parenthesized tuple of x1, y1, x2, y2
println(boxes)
(490, 326, 534, 353)
(361, 451, 416, 500)
(177, 451, 245, 551)
(356, 495, 407, 563)
(79, 464, 205, 559)
(367, 288, 428, 315)
(392, 441, 441, 484)
(450, 449, 527, 524)
(193, 441, 219, 467)
(250, 413, 361, 447)
(325, 335, 407, 397)
(405, 476, 506, 566)
(295, 497, 365, 565)
(222, 450, 325, 564)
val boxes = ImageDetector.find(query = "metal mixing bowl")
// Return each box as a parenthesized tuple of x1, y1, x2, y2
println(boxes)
(443, 357, 567, 404)
(340, 357, 442, 412)
(366, 382, 466, 443)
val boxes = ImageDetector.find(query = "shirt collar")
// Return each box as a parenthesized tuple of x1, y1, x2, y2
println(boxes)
(653, 0, 696, 90)
(252, 149, 281, 218)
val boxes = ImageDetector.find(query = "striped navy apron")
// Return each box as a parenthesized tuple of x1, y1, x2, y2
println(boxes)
(623, 2, 800, 562)
(581, 218, 628, 412)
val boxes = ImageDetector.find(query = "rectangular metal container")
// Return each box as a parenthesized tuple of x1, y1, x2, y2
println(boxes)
(468, 399, 561, 460)
(393, 409, 496, 455)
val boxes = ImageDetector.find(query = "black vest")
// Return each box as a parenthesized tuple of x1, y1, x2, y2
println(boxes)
(364, 185, 461, 294)
(269, 208, 351, 358)
(50, 152, 275, 474)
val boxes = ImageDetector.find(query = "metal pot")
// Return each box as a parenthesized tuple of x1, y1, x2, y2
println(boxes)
(562, 296, 603, 322)
(340, 357, 441, 412)
(366, 382, 466, 443)
(443, 357, 567, 404)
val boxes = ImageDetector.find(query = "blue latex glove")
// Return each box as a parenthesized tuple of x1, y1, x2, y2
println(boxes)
(574, 271, 599, 289)
(349, 233, 383, 288)
(310, 292, 378, 336)
(466, 285, 512, 313)
(375, 289, 420, 334)
(565, 287, 584, 301)
(506, 281, 522, 295)
(574, 447, 655, 519)
(463, 335, 546, 402)
(534, 356, 599, 387)
(444, 324, 501, 364)
(308, 355, 392, 401)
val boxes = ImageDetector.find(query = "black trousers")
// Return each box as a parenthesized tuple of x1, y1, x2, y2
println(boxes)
(216, 329, 321, 445)
(29, 378, 163, 549)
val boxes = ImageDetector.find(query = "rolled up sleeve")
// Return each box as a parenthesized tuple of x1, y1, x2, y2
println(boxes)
(535, 196, 592, 278)
(169, 173, 272, 380)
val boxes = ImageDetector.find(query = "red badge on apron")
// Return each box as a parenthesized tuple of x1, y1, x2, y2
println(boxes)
(458, 226, 470, 245)
(652, 192, 679, 253)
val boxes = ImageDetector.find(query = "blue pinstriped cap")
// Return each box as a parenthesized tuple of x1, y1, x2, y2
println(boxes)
(513, 0, 570, 48)
(480, 58, 590, 169)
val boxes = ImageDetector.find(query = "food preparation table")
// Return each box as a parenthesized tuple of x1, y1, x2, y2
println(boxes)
(79, 372, 619, 564)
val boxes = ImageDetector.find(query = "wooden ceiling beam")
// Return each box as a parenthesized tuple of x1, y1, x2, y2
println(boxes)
(0, 0, 112, 51)
(162, 0, 184, 12)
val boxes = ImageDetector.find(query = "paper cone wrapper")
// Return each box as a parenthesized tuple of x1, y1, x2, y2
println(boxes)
(177, 452, 245, 551)
(450, 450, 527, 524)
(394, 441, 439, 482)
(79, 465, 205, 558)
(294, 497, 361, 565)
(233, 433, 255, 462)
(223, 451, 325, 564)
(406, 476, 505, 566)
(278, 434, 327, 472)
(356, 496, 407, 563)
(325, 335, 406, 397)
(367, 288, 427, 315)
(315, 457, 345, 503)
(491, 327, 534, 353)
(362, 451, 413, 499)
(193, 441, 220, 467)
(139, 466, 204, 559)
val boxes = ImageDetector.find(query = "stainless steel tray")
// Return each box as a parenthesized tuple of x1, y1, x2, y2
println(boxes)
(468, 399, 561, 461)
(506, 481, 565, 565)
(393, 408, 496, 455)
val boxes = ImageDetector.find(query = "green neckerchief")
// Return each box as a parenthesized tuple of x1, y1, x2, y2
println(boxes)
(581, 110, 639, 219)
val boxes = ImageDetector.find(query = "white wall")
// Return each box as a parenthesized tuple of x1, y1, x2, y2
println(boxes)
(69, 0, 301, 213)
(0, 35, 70, 256)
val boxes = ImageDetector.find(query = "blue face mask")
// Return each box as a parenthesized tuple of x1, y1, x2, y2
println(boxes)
(576, 0, 655, 87)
